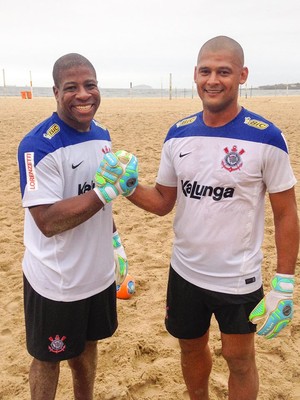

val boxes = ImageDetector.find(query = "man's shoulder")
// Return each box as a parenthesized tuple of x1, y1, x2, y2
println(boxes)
(165, 112, 202, 142)
(242, 108, 276, 131)
(92, 119, 108, 132)
(19, 114, 58, 150)
(235, 108, 288, 152)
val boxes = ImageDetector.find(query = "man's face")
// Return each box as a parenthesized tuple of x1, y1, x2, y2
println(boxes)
(194, 49, 248, 114)
(53, 65, 101, 132)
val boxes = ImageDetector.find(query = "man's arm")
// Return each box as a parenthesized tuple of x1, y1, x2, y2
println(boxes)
(269, 187, 299, 274)
(249, 187, 299, 338)
(29, 150, 138, 238)
(127, 183, 177, 216)
(29, 190, 104, 237)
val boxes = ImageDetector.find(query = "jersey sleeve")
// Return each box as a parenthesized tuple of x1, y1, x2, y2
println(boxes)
(262, 131, 297, 193)
(156, 140, 177, 187)
(18, 136, 64, 208)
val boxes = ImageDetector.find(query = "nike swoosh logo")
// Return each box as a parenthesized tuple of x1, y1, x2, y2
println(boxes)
(72, 161, 84, 169)
(179, 152, 191, 158)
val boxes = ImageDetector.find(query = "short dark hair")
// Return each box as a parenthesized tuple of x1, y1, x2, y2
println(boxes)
(198, 36, 244, 67)
(52, 53, 97, 87)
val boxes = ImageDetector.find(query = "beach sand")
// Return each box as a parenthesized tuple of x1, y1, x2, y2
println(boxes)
(0, 96, 299, 399)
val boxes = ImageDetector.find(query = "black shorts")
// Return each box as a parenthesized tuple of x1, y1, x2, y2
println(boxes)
(165, 267, 264, 339)
(23, 275, 118, 361)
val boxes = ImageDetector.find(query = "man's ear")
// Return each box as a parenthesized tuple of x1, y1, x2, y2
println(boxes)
(240, 67, 249, 85)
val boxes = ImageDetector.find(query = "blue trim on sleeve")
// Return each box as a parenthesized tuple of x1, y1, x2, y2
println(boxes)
(164, 108, 288, 153)
(18, 113, 110, 165)
(18, 113, 111, 196)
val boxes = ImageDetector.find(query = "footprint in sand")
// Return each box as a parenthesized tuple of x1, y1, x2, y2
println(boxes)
(5, 297, 22, 313)
(0, 328, 12, 343)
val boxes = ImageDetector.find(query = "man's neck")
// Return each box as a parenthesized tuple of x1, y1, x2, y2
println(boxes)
(203, 104, 242, 127)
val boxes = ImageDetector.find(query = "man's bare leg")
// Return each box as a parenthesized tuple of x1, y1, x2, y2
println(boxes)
(221, 333, 259, 400)
(179, 332, 212, 400)
(29, 358, 60, 400)
(68, 340, 98, 400)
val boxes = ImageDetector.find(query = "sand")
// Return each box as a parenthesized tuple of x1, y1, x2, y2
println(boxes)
(0, 95, 299, 400)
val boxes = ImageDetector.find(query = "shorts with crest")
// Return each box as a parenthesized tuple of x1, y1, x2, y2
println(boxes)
(165, 266, 263, 339)
(23, 274, 117, 361)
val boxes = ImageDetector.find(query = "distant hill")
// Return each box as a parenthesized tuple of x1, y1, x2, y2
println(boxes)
(258, 83, 300, 90)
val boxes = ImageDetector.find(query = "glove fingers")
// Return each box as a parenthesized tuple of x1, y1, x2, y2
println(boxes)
(102, 168, 123, 184)
(100, 155, 123, 184)
(249, 298, 266, 324)
(95, 151, 138, 201)
(257, 318, 291, 339)
(127, 156, 138, 170)
(115, 150, 131, 164)
(94, 169, 106, 186)
(104, 152, 119, 167)
(255, 300, 293, 339)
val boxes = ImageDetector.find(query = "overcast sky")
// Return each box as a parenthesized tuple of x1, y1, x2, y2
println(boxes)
(1, 0, 299, 89)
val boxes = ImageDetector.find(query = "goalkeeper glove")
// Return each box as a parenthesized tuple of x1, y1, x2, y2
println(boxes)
(112, 230, 128, 286)
(249, 273, 294, 339)
(94, 151, 138, 203)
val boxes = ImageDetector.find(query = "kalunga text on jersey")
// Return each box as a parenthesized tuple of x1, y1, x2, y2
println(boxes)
(78, 180, 96, 195)
(181, 180, 235, 201)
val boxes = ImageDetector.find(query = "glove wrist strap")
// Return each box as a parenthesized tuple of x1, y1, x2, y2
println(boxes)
(112, 230, 121, 248)
(93, 187, 108, 204)
(271, 274, 295, 294)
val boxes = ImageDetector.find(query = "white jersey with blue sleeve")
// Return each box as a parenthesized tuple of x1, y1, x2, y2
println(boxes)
(156, 108, 296, 294)
(18, 113, 114, 301)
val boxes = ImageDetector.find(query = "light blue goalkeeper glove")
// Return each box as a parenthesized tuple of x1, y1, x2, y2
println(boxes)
(112, 230, 128, 286)
(94, 151, 138, 203)
(249, 274, 294, 339)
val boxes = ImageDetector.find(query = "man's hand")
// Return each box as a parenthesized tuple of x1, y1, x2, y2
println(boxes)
(249, 274, 295, 339)
(112, 230, 128, 286)
(94, 151, 138, 203)
(114, 150, 138, 196)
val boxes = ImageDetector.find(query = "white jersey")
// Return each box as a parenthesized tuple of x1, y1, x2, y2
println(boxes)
(157, 108, 296, 294)
(18, 113, 115, 302)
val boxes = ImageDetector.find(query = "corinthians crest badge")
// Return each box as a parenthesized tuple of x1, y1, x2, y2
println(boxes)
(221, 145, 245, 172)
(48, 334, 67, 354)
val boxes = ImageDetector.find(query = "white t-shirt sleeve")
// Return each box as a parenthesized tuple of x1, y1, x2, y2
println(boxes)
(22, 151, 64, 208)
(262, 135, 297, 193)
(156, 141, 177, 187)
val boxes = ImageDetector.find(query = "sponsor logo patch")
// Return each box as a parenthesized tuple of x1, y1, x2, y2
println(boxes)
(24, 152, 38, 191)
(181, 180, 235, 201)
(244, 117, 269, 130)
(176, 116, 197, 128)
(43, 124, 60, 139)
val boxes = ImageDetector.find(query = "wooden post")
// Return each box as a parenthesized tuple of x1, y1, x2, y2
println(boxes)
(169, 73, 172, 100)
(2, 69, 6, 97)
(30, 70, 33, 98)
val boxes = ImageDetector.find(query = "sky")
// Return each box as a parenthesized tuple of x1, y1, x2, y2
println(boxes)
(1, 0, 300, 89)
